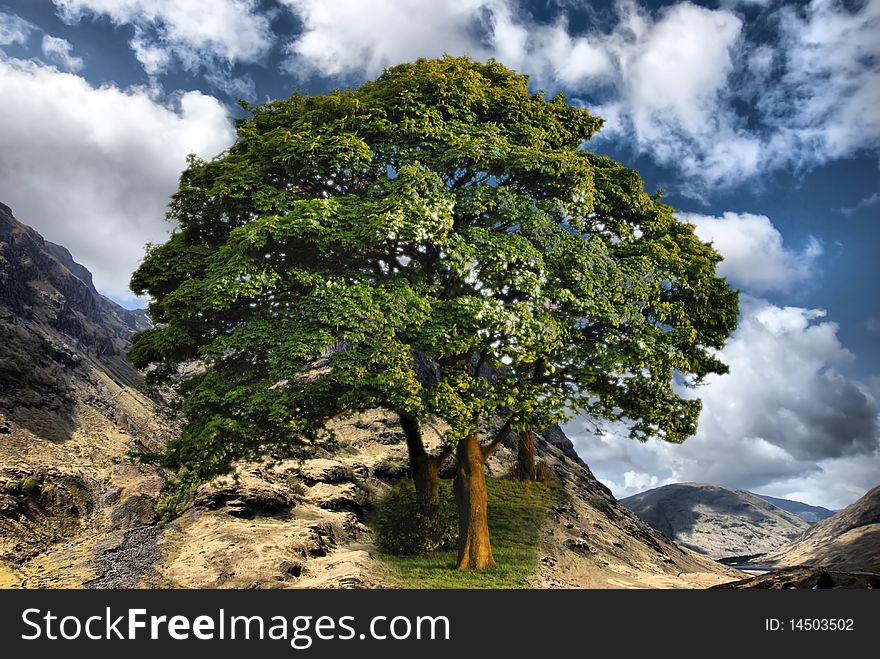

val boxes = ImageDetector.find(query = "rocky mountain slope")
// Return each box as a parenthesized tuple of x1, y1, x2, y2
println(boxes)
(754, 494, 835, 524)
(0, 204, 738, 589)
(758, 484, 880, 572)
(0, 202, 169, 582)
(622, 483, 810, 559)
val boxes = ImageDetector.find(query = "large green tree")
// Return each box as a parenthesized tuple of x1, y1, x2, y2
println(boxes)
(130, 56, 738, 570)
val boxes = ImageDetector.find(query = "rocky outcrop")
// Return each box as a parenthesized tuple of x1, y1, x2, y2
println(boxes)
(622, 483, 810, 559)
(150, 412, 735, 589)
(717, 565, 879, 589)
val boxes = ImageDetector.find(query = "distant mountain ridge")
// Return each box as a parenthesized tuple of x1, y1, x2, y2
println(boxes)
(753, 494, 835, 523)
(622, 482, 810, 559)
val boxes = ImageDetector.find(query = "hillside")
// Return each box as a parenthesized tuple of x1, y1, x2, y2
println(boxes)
(622, 483, 810, 559)
(0, 202, 170, 581)
(0, 204, 738, 589)
(759, 484, 880, 572)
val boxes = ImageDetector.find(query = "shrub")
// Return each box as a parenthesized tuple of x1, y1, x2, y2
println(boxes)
(375, 480, 457, 555)
(534, 460, 553, 482)
(286, 475, 306, 496)
(21, 475, 40, 493)
(155, 475, 198, 525)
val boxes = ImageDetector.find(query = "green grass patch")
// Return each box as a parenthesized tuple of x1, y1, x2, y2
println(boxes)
(375, 476, 561, 588)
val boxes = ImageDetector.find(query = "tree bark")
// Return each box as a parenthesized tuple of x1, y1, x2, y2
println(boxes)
(514, 429, 537, 481)
(454, 432, 495, 570)
(399, 413, 447, 511)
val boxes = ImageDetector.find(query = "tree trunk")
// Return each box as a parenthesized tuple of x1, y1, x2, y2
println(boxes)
(400, 413, 444, 511)
(454, 432, 494, 570)
(514, 429, 537, 481)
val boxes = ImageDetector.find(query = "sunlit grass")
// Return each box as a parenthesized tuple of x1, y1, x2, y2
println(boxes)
(376, 477, 561, 588)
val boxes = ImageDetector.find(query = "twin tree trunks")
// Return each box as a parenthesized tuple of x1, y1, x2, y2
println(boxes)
(400, 414, 534, 570)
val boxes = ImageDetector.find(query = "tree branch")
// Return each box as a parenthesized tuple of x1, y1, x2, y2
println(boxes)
(429, 442, 453, 467)
(398, 411, 426, 459)
(472, 349, 488, 379)
(481, 418, 513, 459)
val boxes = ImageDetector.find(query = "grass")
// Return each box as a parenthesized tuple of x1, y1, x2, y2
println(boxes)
(376, 476, 562, 588)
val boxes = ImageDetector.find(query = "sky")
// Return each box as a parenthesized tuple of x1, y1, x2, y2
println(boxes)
(0, 0, 877, 509)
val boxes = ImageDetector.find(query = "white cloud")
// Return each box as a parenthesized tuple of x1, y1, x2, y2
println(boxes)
(52, 0, 272, 75)
(0, 57, 235, 303)
(839, 192, 880, 217)
(280, 0, 495, 79)
(279, 0, 757, 193)
(568, 296, 880, 510)
(485, 6, 614, 86)
(720, 0, 775, 7)
(679, 212, 822, 293)
(0, 11, 35, 47)
(602, 1, 760, 190)
(41, 35, 83, 72)
(763, 0, 880, 166)
(279, 0, 880, 194)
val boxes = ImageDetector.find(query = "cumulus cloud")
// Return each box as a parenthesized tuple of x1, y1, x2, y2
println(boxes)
(0, 11, 35, 46)
(603, 2, 760, 190)
(41, 35, 83, 72)
(51, 0, 271, 93)
(279, 0, 756, 190)
(279, 0, 494, 79)
(0, 57, 235, 303)
(568, 296, 880, 510)
(679, 212, 822, 293)
(765, 0, 880, 165)
(278, 0, 879, 194)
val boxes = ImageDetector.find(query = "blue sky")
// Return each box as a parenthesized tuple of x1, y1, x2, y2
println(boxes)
(0, 0, 877, 508)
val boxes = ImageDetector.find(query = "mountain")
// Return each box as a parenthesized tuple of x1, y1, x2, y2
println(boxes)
(753, 494, 835, 523)
(0, 202, 168, 574)
(0, 201, 150, 394)
(621, 483, 810, 559)
(758, 484, 880, 572)
(0, 204, 739, 588)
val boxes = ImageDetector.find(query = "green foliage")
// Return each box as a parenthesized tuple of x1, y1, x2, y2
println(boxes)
(374, 480, 457, 555)
(20, 475, 40, 494)
(154, 474, 198, 525)
(130, 56, 738, 482)
(381, 477, 561, 588)
(285, 474, 306, 496)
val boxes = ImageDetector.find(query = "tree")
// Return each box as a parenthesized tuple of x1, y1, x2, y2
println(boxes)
(513, 429, 538, 481)
(130, 56, 738, 570)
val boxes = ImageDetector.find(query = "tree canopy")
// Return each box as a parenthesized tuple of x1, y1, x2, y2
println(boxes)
(130, 56, 738, 567)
